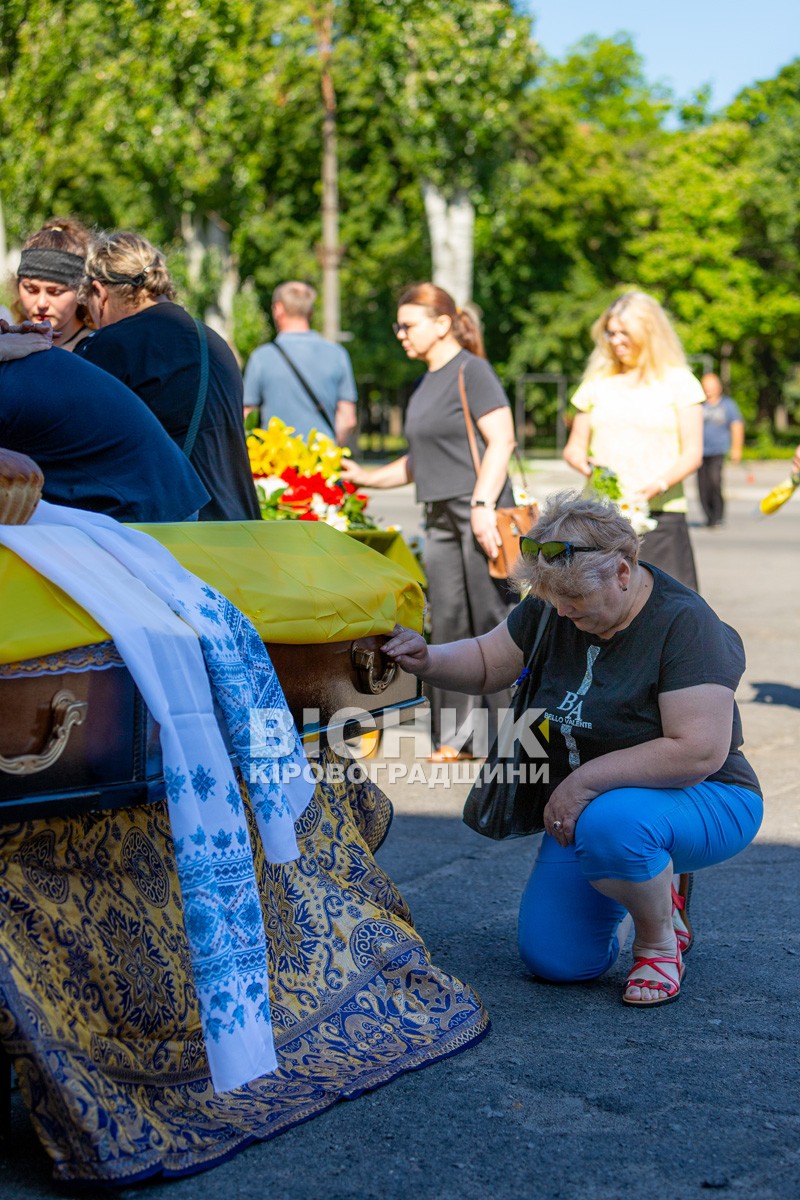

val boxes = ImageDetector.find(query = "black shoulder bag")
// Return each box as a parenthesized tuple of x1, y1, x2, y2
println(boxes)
(463, 603, 553, 840)
(271, 340, 337, 439)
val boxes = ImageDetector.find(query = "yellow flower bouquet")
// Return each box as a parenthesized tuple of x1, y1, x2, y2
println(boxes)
(246, 417, 377, 530)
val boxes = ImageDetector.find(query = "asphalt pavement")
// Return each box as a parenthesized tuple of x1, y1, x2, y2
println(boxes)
(1, 460, 798, 1200)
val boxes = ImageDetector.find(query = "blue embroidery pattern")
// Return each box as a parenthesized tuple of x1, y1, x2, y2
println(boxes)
(190, 765, 217, 803)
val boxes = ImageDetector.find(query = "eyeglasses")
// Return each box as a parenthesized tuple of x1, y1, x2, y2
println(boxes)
(392, 319, 427, 335)
(519, 538, 603, 563)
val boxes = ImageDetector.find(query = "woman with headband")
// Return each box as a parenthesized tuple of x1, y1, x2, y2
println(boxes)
(15, 218, 93, 351)
(77, 231, 260, 522)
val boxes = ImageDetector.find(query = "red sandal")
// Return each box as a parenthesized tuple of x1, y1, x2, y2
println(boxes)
(671, 872, 694, 956)
(623, 941, 685, 1008)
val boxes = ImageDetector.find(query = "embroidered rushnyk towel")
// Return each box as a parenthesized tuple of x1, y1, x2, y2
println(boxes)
(0, 501, 313, 1093)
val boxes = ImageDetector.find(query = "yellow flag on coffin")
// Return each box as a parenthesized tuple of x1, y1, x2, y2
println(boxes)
(759, 471, 800, 515)
(0, 520, 424, 666)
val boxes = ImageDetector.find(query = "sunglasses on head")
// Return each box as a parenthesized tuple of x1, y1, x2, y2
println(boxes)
(519, 537, 603, 563)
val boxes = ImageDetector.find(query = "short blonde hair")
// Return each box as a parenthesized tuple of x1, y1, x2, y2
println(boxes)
(511, 490, 640, 601)
(272, 281, 316, 319)
(83, 231, 176, 307)
(582, 291, 687, 384)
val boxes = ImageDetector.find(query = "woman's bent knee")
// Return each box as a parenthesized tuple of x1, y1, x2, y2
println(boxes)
(517, 834, 627, 981)
(517, 920, 620, 983)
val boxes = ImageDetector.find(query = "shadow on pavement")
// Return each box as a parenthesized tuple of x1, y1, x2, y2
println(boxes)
(746, 681, 800, 709)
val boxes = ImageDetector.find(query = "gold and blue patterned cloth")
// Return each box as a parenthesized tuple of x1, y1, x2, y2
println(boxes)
(0, 746, 489, 1184)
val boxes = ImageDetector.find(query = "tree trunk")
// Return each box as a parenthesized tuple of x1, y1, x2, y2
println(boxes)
(320, 100, 341, 342)
(180, 211, 205, 292)
(204, 214, 238, 351)
(422, 181, 474, 305)
(316, 2, 341, 343)
(0, 196, 22, 309)
(179, 210, 239, 353)
(0, 196, 7, 281)
(755, 342, 782, 428)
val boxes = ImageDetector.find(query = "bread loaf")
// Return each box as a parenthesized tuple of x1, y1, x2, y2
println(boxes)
(0, 448, 44, 524)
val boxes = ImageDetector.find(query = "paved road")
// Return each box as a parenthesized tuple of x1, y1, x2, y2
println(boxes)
(2, 462, 798, 1199)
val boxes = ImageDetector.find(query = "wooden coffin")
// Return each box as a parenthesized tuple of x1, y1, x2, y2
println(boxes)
(0, 637, 422, 824)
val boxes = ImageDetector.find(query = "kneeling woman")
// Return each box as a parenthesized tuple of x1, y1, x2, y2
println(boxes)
(382, 492, 762, 1007)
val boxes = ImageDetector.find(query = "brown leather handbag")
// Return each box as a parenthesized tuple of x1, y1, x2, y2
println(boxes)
(458, 366, 538, 579)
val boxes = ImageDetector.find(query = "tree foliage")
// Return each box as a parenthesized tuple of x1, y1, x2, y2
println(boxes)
(1, 6, 798, 432)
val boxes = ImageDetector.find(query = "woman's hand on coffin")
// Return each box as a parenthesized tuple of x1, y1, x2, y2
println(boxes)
(381, 625, 430, 676)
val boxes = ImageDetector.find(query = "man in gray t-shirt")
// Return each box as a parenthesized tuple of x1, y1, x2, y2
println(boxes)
(243, 281, 357, 445)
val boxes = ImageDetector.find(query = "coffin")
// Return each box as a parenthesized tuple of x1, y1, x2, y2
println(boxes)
(0, 521, 425, 822)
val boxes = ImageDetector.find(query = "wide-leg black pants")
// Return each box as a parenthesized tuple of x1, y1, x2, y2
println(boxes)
(424, 496, 516, 751)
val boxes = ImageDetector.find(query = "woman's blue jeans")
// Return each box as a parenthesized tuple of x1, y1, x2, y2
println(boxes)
(518, 781, 763, 982)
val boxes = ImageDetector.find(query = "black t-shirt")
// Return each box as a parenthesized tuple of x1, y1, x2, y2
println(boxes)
(506, 564, 761, 796)
(0, 350, 209, 521)
(403, 349, 514, 504)
(78, 303, 260, 522)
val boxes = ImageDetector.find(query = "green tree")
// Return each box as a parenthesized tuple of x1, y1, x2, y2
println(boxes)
(627, 60, 800, 426)
(479, 35, 669, 436)
(340, 0, 538, 303)
(729, 60, 800, 424)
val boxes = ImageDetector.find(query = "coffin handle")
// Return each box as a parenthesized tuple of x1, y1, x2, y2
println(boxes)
(0, 690, 88, 776)
(352, 646, 397, 694)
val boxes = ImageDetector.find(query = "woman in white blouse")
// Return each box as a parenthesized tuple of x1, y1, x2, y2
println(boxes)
(563, 291, 703, 589)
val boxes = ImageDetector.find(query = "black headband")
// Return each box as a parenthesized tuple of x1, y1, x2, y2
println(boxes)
(94, 263, 157, 289)
(17, 248, 85, 288)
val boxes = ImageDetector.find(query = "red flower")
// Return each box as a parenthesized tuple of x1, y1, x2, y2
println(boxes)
(298, 511, 320, 521)
(282, 481, 314, 504)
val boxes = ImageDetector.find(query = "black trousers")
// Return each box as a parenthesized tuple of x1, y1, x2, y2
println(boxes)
(697, 455, 725, 526)
(424, 497, 516, 751)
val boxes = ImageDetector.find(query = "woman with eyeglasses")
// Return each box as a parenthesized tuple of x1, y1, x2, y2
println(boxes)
(76, 231, 260, 522)
(563, 291, 704, 589)
(14, 218, 94, 352)
(382, 491, 762, 1008)
(341, 282, 517, 761)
